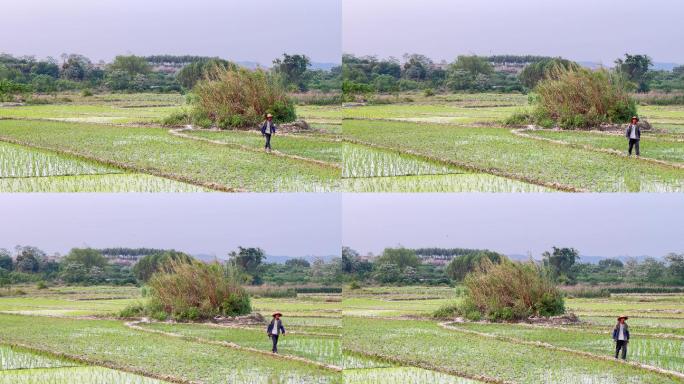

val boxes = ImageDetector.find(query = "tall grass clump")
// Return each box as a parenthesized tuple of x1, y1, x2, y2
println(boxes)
(190, 66, 296, 129)
(532, 66, 636, 129)
(123, 260, 251, 321)
(507, 66, 637, 129)
(458, 259, 565, 321)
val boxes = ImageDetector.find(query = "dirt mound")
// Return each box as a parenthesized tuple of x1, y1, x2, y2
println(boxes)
(526, 313, 580, 325)
(278, 120, 310, 133)
(212, 312, 265, 326)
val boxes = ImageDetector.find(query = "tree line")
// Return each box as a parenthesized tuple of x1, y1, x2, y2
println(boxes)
(0, 52, 341, 101)
(342, 53, 684, 99)
(340, 246, 684, 288)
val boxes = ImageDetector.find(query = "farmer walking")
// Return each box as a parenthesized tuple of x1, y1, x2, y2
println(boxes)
(261, 113, 277, 152)
(625, 116, 641, 157)
(612, 315, 630, 360)
(267, 312, 286, 353)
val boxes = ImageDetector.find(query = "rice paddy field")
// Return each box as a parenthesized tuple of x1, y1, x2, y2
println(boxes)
(0, 93, 340, 192)
(0, 286, 343, 383)
(339, 93, 684, 192)
(342, 285, 684, 383)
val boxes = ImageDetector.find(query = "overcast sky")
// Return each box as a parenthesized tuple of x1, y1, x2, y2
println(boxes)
(1, 0, 341, 64)
(0, 194, 341, 258)
(343, 0, 684, 64)
(343, 194, 684, 258)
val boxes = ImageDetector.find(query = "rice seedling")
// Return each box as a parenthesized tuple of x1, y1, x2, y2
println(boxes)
(0, 120, 339, 192)
(452, 323, 684, 374)
(0, 366, 169, 384)
(344, 367, 480, 384)
(0, 346, 76, 370)
(140, 322, 342, 367)
(342, 172, 553, 192)
(343, 143, 462, 178)
(0, 173, 208, 192)
(0, 141, 121, 178)
(0, 314, 340, 383)
(342, 119, 684, 192)
(343, 317, 680, 383)
(185, 130, 341, 164)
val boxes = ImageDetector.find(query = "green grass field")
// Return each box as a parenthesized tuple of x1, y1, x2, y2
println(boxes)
(0, 286, 342, 383)
(342, 286, 684, 383)
(340, 93, 684, 192)
(0, 93, 341, 192)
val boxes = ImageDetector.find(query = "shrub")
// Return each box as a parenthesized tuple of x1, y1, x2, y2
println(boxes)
(432, 302, 461, 319)
(462, 259, 565, 322)
(36, 281, 48, 290)
(147, 260, 251, 321)
(349, 281, 361, 290)
(81, 89, 94, 97)
(192, 66, 296, 129)
(423, 88, 435, 97)
(531, 67, 636, 129)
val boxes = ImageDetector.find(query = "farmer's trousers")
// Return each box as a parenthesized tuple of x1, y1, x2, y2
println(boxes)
(271, 334, 279, 353)
(615, 340, 627, 359)
(264, 134, 272, 149)
(628, 139, 640, 156)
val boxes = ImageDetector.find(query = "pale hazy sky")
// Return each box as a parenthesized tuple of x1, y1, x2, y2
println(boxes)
(342, 194, 684, 258)
(1, 0, 341, 64)
(0, 194, 341, 258)
(343, 0, 684, 64)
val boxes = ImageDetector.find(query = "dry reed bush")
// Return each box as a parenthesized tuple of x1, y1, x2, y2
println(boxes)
(534, 66, 637, 129)
(147, 260, 251, 321)
(193, 65, 296, 129)
(461, 259, 565, 321)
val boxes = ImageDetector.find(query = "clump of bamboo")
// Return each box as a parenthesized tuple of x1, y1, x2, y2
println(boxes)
(146, 260, 251, 321)
(192, 65, 296, 129)
(533, 65, 637, 129)
(460, 259, 565, 321)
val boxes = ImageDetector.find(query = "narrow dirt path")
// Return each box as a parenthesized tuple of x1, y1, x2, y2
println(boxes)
(512, 127, 684, 169)
(439, 322, 684, 381)
(125, 320, 343, 372)
(169, 126, 341, 169)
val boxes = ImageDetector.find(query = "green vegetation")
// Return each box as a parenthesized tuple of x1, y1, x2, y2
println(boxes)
(0, 119, 339, 192)
(0, 314, 339, 383)
(189, 65, 296, 128)
(342, 119, 684, 192)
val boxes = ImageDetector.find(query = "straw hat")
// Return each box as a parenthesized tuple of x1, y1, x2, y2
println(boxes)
(631, 116, 639, 122)
(617, 315, 629, 321)
(266, 113, 273, 118)
(272, 312, 282, 317)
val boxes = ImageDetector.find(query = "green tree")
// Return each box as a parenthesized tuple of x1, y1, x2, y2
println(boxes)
(542, 247, 580, 284)
(109, 55, 151, 76)
(665, 253, 684, 282)
(402, 54, 433, 81)
(176, 59, 234, 89)
(132, 250, 193, 282)
(615, 54, 653, 93)
(62, 248, 107, 269)
(272, 53, 311, 92)
(375, 247, 419, 271)
(229, 247, 265, 284)
(446, 250, 503, 281)
(0, 249, 12, 271)
(518, 58, 579, 89)
(14, 246, 45, 273)
(450, 55, 493, 77)
(373, 262, 401, 283)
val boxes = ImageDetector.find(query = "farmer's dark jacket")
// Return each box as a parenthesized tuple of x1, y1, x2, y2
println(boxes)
(612, 324, 630, 341)
(261, 121, 277, 135)
(267, 320, 286, 335)
(625, 124, 641, 139)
